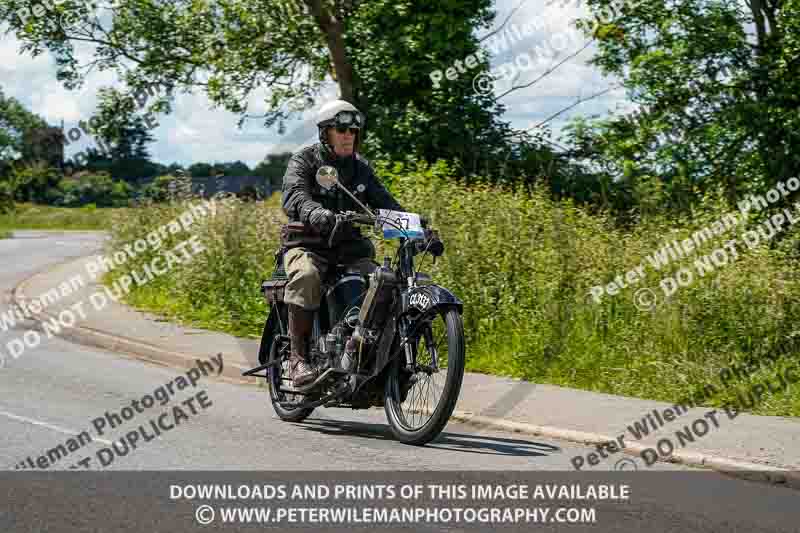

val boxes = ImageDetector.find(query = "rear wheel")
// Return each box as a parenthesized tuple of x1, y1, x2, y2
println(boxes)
(268, 335, 315, 423)
(384, 308, 465, 445)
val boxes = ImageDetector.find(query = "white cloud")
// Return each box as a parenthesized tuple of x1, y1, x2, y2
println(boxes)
(486, 0, 625, 135)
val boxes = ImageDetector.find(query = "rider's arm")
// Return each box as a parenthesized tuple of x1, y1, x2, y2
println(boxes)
(361, 158, 404, 212)
(281, 151, 323, 224)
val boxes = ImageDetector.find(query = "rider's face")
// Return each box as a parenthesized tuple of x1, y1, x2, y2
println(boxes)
(328, 127, 357, 157)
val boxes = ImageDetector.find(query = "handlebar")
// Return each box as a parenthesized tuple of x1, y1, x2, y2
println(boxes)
(337, 211, 374, 226)
(327, 211, 375, 248)
(327, 211, 443, 257)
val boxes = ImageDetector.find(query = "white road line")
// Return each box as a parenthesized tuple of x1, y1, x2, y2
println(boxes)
(0, 409, 114, 446)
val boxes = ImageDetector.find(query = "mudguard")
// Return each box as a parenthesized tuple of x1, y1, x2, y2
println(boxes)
(258, 304, 285, 365)
(402, 284, 463, 317)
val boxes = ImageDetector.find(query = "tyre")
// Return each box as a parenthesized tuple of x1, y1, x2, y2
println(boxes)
(384, 308, 465, 445)
(268, 335, 315, 423)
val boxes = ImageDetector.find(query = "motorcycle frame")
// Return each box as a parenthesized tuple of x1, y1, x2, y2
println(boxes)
(254, 236, 463, 406)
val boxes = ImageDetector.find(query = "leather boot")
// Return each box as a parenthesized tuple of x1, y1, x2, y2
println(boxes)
(287, 304, 318, 387)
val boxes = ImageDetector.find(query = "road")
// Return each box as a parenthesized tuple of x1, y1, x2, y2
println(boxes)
(0, 232, 796, 533)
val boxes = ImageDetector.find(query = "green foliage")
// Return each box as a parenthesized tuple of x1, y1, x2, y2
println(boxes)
(139, 174, 190, 203)
(0, 85, 50, 165)
(0, 180, 14, 214)
(345, 0, 515, 174)
(254, 153, 291, 190)
(77, 153, 164, 184)
(569, 0, 800, 207)
(11, 161, 61, 204)
(0, 202, 125, 230)
(106, 195, 282, 338)
(0, 0, 555, 184)
(219, 161, 251, 176)
(92, 87, 155, 160)
(188, 163, 213, 178)
(55, 172, 133, 207)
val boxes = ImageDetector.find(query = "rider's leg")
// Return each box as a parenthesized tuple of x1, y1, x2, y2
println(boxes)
(286, 304, 316, 387)
(283, 247, 329, 387)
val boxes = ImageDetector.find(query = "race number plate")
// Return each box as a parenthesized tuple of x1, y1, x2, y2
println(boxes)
(376, 209, 425, 239)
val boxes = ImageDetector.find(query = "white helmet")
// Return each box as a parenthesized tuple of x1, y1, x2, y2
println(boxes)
(316, 99, 363, 128)
(316, 99, 364, 155)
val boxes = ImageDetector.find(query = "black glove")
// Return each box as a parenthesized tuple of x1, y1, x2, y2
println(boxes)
(308, 207, 335, 235)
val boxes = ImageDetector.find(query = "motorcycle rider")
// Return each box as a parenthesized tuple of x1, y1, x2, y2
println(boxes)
(280, 99, 407, 387)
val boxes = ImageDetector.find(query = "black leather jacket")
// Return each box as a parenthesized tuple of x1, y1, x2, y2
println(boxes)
(282, 143, 403, 226)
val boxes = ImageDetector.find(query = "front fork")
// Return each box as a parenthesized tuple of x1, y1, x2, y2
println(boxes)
(423, 324, 439, 372)
(399, 315, 439, 373)
(399, 316, 415, 371)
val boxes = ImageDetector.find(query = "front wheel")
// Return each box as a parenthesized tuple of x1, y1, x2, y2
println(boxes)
(384, 308, 465, 445)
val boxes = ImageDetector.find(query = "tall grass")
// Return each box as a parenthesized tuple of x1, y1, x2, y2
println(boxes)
(105, 164, 800, 416)
(105, 194, 283, 338)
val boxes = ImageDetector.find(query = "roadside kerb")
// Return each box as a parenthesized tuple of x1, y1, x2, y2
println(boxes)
(10, 255, 255, 386)
(446, 411, 800, 489)
(10, 249, 800, 487)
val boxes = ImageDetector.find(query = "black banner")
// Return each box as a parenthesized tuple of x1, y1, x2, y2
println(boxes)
(1, 471, 798, 532)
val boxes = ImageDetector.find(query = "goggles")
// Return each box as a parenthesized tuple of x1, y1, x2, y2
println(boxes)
(333, 110, 362, 127)
(323, 110, 363, 132)
(335, 125, 359, 135)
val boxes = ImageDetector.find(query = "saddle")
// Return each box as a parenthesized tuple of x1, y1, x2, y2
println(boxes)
(261, 246, 368, 305)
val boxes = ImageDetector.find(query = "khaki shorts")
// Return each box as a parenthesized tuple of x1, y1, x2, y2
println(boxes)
(283, 243, 379, 310)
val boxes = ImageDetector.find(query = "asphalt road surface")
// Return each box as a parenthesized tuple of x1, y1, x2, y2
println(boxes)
(1, 231, 797, 533)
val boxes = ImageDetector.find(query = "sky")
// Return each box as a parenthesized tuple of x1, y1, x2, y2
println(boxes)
(0, 0, 630, 169)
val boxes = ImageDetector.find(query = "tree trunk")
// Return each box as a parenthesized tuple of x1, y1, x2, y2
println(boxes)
(747, 0, 767, 52)
(304, 0, 357, 104)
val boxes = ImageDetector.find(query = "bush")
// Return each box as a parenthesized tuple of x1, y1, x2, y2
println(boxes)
(11, 162, 61, 204)
(0, 180, 14, 214)
(140, 174, 192, 203)
(106, 195, 280, 337)
(56, 172, 133, 207)
(379, 161, 800, 415)
(0, 202, 126, 230)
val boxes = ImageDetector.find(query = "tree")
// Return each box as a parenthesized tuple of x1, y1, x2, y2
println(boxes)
(568, 0, 800, 207)
(188, 163, 214, 178)
(10, 161, 61, 204)
(218, 161, 251, 176)
(255, 152, 293, 191)
(165, 162, 185, 174)
(23, 125, 64, 169)
(0, 87, 63, 205)
(90, 87, 156, 161)
(0, 86, 51, 169)
(0, 0, 528, 178)
(59, 87, 161, 183)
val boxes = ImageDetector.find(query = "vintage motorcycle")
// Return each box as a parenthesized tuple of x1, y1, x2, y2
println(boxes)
(243, 166, 465, 445)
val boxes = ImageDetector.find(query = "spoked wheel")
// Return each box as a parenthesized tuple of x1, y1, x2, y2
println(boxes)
(384, 308, 465, 445)
(268, 335, 315, 423)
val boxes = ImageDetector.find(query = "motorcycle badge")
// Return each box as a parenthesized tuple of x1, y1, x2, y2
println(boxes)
(410, 291, 432, 309)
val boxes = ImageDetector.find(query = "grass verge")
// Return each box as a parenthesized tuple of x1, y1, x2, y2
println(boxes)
(0, 203, 126, 231)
